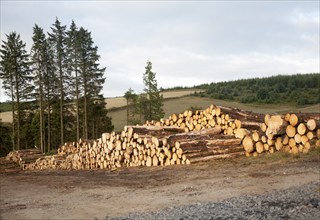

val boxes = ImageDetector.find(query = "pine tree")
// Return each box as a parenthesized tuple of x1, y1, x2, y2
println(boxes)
(77, 27, 106, 139)
(66, 20, 81, 140)
(48, 17, 67, 145)
(87, 95, 113, 139)
(124, 88, 137, 125)
(31, 24, 46, 152)
(142, 60, 164, 121)
(0, 32, 33, 150)
(43, 37, 56, 152)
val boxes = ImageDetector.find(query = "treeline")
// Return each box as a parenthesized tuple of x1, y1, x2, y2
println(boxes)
(194, 73, 320, 105)
(0, 18, 113, 156)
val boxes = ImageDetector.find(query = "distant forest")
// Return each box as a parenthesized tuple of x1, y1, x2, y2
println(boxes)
(193, 73, 320, 106)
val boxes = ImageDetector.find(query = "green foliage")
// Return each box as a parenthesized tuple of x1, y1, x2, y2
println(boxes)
(202, 73, 320, 105)
(0, 32, 34, 150)
(0, 123, 12, 156)
(142, 60, 165, 121)
(0, 18, 112, 154)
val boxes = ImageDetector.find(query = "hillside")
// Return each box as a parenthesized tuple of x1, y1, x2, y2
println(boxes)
(195, 73, 320, 105)
(109, 96, 320, 131)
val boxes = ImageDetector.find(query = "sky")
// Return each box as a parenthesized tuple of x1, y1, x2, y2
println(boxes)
(0, 0, 319, 102)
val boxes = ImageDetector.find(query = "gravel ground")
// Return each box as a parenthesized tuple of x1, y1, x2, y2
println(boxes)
(109, 181, 320, 220)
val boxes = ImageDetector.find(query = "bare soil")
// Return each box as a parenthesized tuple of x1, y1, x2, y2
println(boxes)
(1, 151, 319, 220)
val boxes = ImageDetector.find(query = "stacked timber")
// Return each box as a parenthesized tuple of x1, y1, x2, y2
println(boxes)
(24, 155, 66, 170)
(241, 113, 320, 156)
(6, 104, 320, 170)
(5, 149, 44, 169)
(145, 105, 264, 136)
(57, 142, 79, 155)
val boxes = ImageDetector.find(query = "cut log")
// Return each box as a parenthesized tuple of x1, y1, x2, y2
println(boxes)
(306, 119, 319, 131)
(266, 115, 288, 136)
(234, 128, 250, 140)
(167, 126, 222, 146)
(297, 123, 307, 135)
(255, 142, 264, 153)
(286, 125, 296, 138)
(306, 131, 314, 140)
(242, 135, 254, 153)
(294, 133, 301, 144)
(289, 114, 299, 127)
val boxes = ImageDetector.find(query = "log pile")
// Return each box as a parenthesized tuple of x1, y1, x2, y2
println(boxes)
(5, 149, 44, 169)
(5, 104, 320, 170)
(145, 105, 264, 136)
(24, 155, 66, 170)
(240, 113, 320, 156)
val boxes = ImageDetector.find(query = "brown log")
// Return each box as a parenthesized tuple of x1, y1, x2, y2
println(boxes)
(128, 125, 186, 137)
(167, 126, 222, 146)
(240, 121, 264, 131)
(188, 151, 244, 163)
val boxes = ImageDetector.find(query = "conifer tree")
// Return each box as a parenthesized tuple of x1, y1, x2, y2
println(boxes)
(77, 27, 106, 139)
(142, 60, 164, 121)
(0, 32, 33, 150)
(48, 17, 67, 145)
(31, 24, 46, 152)
(66, 20, 81, 140)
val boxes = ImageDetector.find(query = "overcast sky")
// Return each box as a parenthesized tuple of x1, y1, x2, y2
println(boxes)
(1, 0, 319, 102)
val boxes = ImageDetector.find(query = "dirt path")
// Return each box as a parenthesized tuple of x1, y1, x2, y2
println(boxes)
(1, 152, 320, 220)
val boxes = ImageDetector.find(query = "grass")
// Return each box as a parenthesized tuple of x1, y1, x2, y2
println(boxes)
(0, 102, 12, 112)
(243, 147, 320, 166)
(105, 89, 203, 109)
(1, 94, 319, 131)
(109, 95, 320, 131)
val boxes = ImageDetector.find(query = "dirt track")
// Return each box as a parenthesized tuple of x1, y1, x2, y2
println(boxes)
(1, 151, 320, 220)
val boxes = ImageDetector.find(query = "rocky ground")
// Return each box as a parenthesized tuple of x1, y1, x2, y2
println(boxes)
(1, 149, 320, 220)
(111, 181, 320, 220)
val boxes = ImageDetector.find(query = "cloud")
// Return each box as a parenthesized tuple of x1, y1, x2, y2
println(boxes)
(0, 0, 319, 102)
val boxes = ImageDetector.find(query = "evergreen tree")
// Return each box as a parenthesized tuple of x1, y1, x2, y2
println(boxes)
(0, 32, 33, 150)
(66, 20, 81, 140)
(48, 17, 67, 145)
(31, 24, 47, 152)
(87, 96, 113, 139)
(77, 27, 106, 139)
(124, 88, 137, 124)
(142, 60, 164, 121)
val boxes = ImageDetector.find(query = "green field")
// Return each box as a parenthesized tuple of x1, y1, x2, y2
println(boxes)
(109, 96, 320, 131)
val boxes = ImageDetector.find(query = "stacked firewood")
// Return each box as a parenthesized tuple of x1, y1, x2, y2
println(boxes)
(6, 104, 320, 170)
(24, 155, 66, 170)
(57, 142, 79, 155)
(59, 126, 192, 169)
(145, 105, 244, 135)
(241, 113, 320, 156)
(5, 149, 44, 169)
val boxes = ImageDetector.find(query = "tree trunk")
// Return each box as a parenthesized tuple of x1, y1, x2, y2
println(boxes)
(59, 65, 64, 145)
(14, 69, 21, 150)
(10, 79, 16, 151)
(75, 67, 80, 141)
